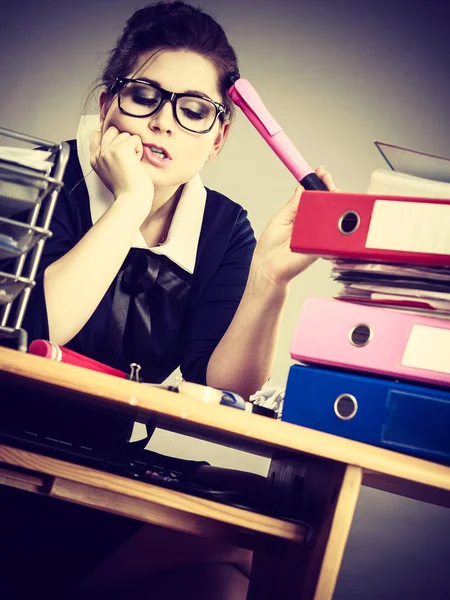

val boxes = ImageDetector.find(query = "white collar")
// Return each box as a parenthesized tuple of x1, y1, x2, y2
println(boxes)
(76, 115, 206, 274)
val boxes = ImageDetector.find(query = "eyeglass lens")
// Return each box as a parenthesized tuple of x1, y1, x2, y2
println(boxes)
(119, 81, 217, 132)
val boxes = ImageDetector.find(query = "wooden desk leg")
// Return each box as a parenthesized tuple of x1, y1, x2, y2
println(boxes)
(299, 463, 362, 600)
(247, 456, 362, 600)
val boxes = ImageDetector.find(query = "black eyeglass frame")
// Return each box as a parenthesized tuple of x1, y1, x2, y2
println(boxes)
(111, 77, 227, 134)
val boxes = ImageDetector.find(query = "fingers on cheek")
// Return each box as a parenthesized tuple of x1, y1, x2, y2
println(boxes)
(101, 127, 121, 149)
(104, 125, 120, 137)
(128, 135, 143, 156)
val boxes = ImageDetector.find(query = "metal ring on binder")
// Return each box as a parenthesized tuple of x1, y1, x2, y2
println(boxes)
(338, 210, 360, 235)
(349, 323, 373, 347)
(0, 127, 70, 350)
(333, 393, 358, 420)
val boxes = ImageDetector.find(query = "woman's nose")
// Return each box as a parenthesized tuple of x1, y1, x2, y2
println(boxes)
(148, 100, 174, 134)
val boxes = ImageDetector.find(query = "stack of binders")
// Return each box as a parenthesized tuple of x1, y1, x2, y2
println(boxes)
(282, 143, 450, 464)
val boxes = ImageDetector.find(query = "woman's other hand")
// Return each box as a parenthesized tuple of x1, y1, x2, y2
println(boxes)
(252, 166, 338, 286)
(90, 125, 155, 218)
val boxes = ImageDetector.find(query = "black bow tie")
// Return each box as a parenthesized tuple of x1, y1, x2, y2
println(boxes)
(103, 249, 192, 381)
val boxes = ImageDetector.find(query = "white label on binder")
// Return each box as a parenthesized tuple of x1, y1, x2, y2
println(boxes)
(366, 200, 450, 254)
(402, 325, 450, 374)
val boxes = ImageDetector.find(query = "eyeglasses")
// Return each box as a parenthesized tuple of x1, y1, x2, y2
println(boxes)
(111, 78, 227, 134)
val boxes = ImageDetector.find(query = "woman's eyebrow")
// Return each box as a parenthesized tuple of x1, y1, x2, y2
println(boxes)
(183, 89, 213, 100)
(136, 77, 214, 100)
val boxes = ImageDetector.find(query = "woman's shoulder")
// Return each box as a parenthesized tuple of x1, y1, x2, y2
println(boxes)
(204, 186, 245, 210)
(199, 187, 256, 260)
(63, 139, 84, 186)
(203, 186, 253, 233)
(52, 139, 92, 235)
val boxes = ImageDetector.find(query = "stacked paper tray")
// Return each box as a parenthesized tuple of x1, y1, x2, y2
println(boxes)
(0, 163, 48, 215)
(0, 216, 50, 260)
(0, 127, 69, 349)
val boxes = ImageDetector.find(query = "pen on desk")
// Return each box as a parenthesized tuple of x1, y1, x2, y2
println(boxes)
(28, 339, 128, 378)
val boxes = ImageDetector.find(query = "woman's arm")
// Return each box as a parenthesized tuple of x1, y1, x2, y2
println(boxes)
(45, 195, 147, 345)
(206, 167, 336, 399)
(44, 128, 153, 345)
(206, 265, 288, 400)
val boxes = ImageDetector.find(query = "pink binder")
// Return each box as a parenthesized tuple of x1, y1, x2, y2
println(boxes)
(290, 297, 450, 387)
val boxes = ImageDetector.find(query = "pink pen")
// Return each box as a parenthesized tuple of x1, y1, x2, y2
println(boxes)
(228, 76, 328, 191)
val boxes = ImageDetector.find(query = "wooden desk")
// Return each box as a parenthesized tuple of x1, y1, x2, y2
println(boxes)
(1, 347, 449, 599)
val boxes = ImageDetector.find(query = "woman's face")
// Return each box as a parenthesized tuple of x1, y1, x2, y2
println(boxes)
(100, 49, 229, 191)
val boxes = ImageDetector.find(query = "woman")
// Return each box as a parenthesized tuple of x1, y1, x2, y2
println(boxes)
(26, 1, 334, 401)
(17, 1, 336, 598)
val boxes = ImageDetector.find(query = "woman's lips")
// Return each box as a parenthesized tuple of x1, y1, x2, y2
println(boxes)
(143, 145, 172, 167)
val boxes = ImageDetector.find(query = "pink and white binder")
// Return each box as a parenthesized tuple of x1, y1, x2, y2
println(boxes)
(290, 297, 450, 387)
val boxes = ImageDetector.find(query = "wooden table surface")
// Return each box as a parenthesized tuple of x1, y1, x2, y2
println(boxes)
(1, 347, 449, 506)
(1, 346, 449, 600)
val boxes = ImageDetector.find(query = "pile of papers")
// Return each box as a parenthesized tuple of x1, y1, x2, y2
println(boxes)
(332, 142, 450, 318)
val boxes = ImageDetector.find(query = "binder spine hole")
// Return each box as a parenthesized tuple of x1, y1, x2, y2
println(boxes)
(334, 394, 358, 420)
(349, 324, 372, 347)
(338, 210, 360, 235)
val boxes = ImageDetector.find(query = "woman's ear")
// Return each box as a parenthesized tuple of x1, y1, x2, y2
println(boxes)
(208, 120, 230, 161)
(99, 90, 111, 126)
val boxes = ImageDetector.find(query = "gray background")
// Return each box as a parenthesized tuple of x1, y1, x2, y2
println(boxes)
(1, 0, 450, 597)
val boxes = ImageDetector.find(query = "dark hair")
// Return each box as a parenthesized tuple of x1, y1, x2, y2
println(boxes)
(101, 1, 239, 121)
